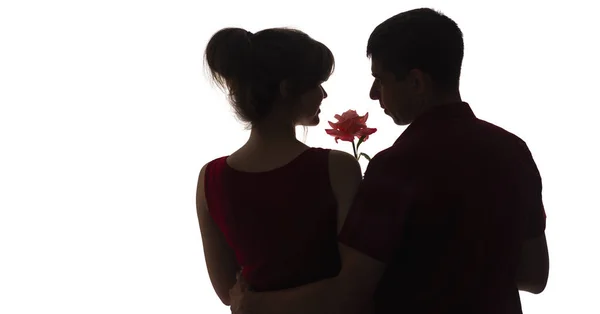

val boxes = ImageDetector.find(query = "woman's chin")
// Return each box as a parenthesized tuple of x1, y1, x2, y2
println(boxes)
(311, 115, 321, 124)
(298, 116, 320, 126)
(301, 121, 319, 127)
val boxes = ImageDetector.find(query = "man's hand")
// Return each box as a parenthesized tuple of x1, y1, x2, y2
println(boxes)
(230, 272, 252, 314)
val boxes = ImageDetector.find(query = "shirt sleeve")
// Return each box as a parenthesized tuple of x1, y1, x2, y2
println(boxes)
(338, 153, 414, 263)
(517, 142, 546, 239)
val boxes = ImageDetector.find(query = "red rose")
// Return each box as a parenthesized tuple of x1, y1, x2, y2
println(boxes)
(325, 110, 377, 143)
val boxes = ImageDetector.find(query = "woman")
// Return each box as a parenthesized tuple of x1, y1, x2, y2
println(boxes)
(196, 27, 362, 307)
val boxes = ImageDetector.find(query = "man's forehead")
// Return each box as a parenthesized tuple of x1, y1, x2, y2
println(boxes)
(370, 59, 382, 74)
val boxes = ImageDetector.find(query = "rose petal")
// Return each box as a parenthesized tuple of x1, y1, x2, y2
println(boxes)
(355, 128, 377, 141)
(358, 127, 377, 136)
(328, 121, 340, 129)
(326, 110, 376, 143)
(340, 110, 359, 119)
(325, 129, 355, 143)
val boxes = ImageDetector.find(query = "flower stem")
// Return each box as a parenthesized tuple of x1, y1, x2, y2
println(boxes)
(352, 140, 358, 160)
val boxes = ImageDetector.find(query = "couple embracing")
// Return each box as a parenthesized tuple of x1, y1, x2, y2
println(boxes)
(197, 7, 548, 314)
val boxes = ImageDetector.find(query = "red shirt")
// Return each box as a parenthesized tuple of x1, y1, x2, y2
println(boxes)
(204, 148, 341, 292)
(338, 102, 546, 314)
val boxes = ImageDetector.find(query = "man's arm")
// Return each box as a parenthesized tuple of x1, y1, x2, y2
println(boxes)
(197, 163, 240, 305)
(237, 245, 385, 314)
(516, 234, 549, 294)
(515, 142, 549, 294)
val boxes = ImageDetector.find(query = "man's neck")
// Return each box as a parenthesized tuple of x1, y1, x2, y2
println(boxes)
(421, 91, 463, 115)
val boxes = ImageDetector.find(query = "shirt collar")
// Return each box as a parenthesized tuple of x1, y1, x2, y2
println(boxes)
(394, 102, 476, 145)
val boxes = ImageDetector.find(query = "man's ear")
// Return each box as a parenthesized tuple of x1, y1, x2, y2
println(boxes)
(279, 79, 290, 98)
(408, 69, 430, 94)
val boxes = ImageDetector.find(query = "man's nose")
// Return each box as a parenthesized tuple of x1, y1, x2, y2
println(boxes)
(369, 82, 379, 100)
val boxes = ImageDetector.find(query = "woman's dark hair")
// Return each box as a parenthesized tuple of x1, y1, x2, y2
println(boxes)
(205, 27, 334, 126)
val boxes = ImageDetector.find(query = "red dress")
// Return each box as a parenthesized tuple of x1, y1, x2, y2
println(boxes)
(204, 148, 341, 292)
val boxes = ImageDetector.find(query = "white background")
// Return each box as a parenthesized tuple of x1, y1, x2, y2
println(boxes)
(1, 0, 598, 313)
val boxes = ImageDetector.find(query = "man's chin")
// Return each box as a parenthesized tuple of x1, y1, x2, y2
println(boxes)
(387, 113, 410, 126)
(393, 117, 411, 126)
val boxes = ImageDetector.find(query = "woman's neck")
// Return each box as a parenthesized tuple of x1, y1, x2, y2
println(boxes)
(246, 122, 302, 149)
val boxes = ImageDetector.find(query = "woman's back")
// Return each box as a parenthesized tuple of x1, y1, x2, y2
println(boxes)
(198, 26, 357, 305)
(204, 147, 340, 291)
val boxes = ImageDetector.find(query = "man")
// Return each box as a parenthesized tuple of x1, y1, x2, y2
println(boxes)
(230, 8, 549, 314)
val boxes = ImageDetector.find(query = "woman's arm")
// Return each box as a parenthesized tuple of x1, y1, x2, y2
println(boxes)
(197, 163, 240, 305)
(329, 150, 363, 233)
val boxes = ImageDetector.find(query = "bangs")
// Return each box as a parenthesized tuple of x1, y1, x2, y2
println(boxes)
(289, 40, 335, 94)
(311, 41, 335, 82)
